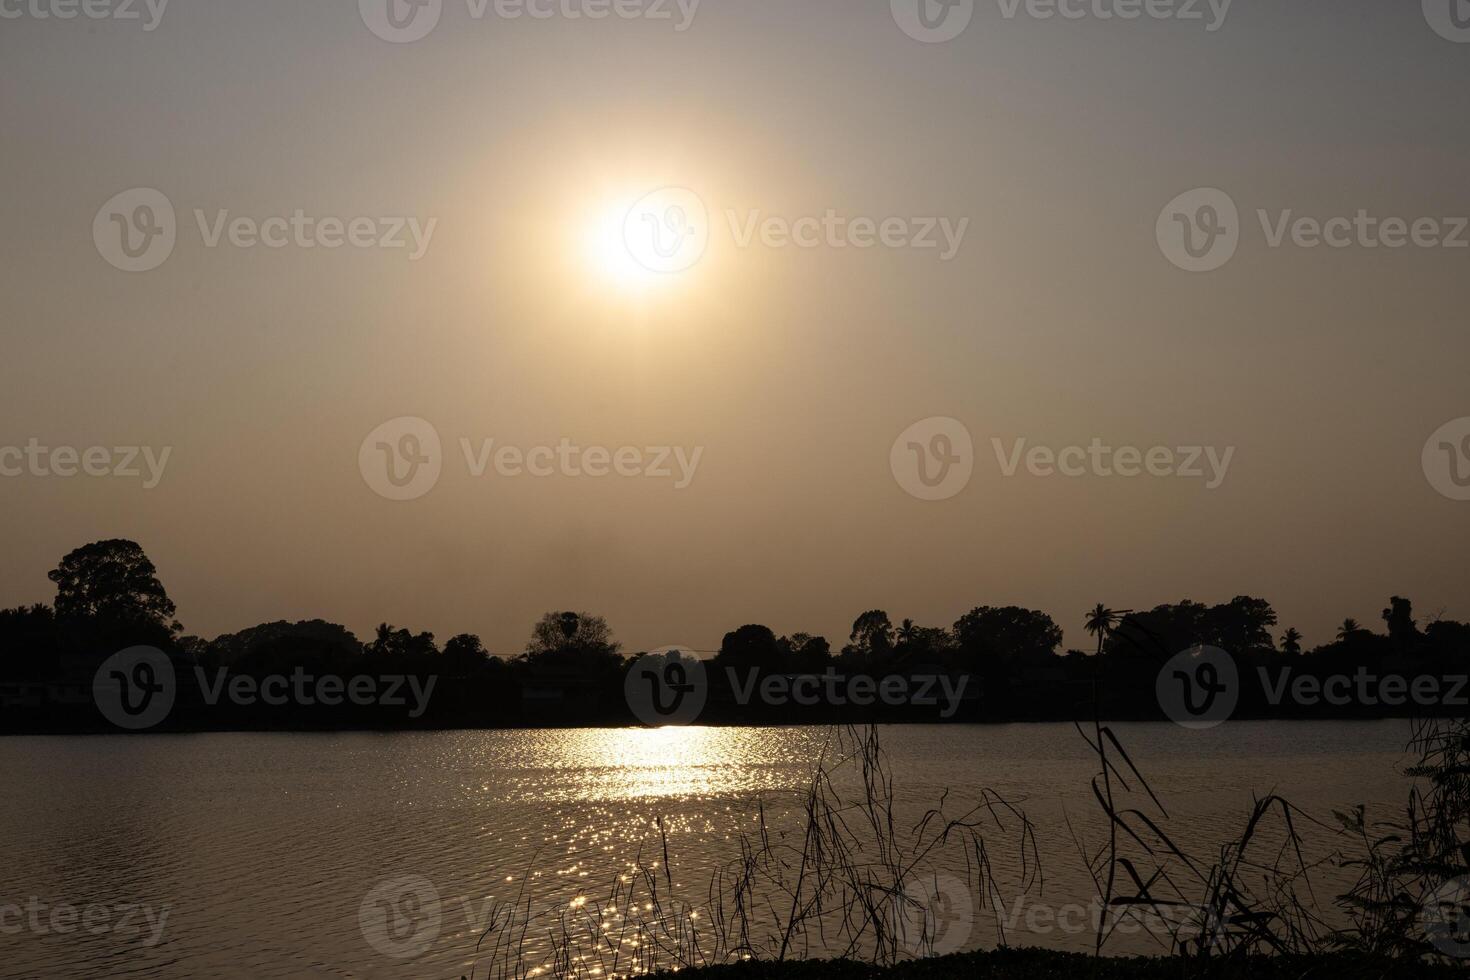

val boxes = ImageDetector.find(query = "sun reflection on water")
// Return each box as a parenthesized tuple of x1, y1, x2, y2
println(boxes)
(481, 726, 832, 804)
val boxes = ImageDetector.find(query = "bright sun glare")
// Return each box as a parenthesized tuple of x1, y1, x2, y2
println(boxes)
(585, 199, 664, 290)
(583, 191, 706, 292)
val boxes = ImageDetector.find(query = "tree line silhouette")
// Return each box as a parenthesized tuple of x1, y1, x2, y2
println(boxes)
(1, 539, 1467, 731)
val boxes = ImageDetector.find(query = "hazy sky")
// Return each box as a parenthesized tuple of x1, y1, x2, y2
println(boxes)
(2, 0, 1467, 655)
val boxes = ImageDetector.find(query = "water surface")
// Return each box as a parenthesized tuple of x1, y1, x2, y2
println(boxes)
(0, 721, 1416, 978)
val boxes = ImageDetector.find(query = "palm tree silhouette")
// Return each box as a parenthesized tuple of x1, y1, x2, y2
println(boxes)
(1084, 604, 1129, 656)
(1337, 618, 1361, 642)
(1280, 627, 1303, 656)
(897, 619, 918, 645)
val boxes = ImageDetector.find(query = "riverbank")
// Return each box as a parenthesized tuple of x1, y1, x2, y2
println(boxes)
(642, 948, 1456, 979)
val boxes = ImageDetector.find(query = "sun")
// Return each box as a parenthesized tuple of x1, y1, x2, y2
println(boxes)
(584, 199, 660, 290)
(581, 190, 709, 292)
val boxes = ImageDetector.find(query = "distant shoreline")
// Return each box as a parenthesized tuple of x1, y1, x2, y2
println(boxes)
(0, 709, 1441, 737)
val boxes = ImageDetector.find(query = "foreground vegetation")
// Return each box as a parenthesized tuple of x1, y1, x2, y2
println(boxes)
(454, 716, 1470, 979)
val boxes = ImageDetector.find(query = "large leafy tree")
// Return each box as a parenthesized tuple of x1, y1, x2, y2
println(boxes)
(715, 624, 780, 671)
(47, 539, 180, 633)
(1110, 596, 1279, 658)
(525, 611, 618, 657)
(443, 633, 491, 673)
(781, 632, 832, 673)
(522, 611, 622, 675)
(952, 606, 1063, 664)
(1206, 595, 1278, 651)
(847, 610, 895, 658)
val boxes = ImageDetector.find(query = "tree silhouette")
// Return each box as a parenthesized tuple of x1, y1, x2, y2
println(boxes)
(522, 611, 622, 679)
(1210, 596, 1278, 651)
(8, 540, 1470, 730)
(367, 623, 438, 662)
(953, 606, 1063, 664)
(781, 632, 832, 673)
(47, 539, 180, 634)
(443, 633, 490, 673)
(1382, 596, 1420, 645)
(525, 612, 618, 659)
(716, 624, 781, 671)
(847, 610, 894, 661)
(1084, 604, 1128, 656)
